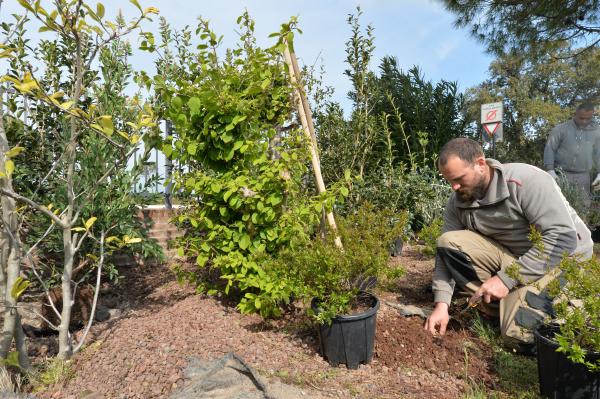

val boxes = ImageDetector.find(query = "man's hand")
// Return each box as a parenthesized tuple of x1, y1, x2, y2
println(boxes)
(424, 302, 449, 336)
(547, 169, 558, 180)
(593, 173, 600, 191)
(473, 275, 509, 304)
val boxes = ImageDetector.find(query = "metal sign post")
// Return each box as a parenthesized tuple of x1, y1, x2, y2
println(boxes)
(481, 102, 503, 158)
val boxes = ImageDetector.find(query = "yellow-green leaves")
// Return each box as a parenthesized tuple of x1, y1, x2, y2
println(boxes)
(85, 217, 97, 230)
(0, 45, 15, 59)
(4, 160, 15, 176)
(72, 216, 97, 232)
(4, 72, 39, 94)
(17, 0, 34, 13)
(96, 3, 105, 19)
(144, 7, 159, 15)
(59, 100, 74, 110)
(122, 235, 141, 245)
(92, 115, 114, 136)
(10, 276, 30, 301)
(129, 0, 142, 11)
(5, 146, 24, 159)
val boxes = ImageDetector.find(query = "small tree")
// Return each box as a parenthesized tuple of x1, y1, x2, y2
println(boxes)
(0, 0, 158, 361)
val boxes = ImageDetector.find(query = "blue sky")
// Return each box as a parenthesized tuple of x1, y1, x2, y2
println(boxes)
(2, 0, 493, 112)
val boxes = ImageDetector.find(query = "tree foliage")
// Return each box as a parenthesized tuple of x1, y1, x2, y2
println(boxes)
(311, 8, 460, 229)
(464, 47, 600, 165)
(442, 0, 600, 60)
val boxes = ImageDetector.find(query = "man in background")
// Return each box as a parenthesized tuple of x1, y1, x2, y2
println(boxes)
(543, 103, 600, 200)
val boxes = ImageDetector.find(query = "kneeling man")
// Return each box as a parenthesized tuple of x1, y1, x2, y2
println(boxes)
(424, 138, 593, 349)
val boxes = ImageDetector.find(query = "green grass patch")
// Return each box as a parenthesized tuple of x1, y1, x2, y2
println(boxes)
(466, 313, 540, 399)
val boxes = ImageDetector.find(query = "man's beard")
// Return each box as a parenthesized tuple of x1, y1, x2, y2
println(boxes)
(456, 177, 487, 202)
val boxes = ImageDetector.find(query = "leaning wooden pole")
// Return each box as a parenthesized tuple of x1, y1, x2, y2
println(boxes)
(283, 40, 343, 250)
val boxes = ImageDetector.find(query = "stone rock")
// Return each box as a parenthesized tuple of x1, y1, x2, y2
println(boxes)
(95, 305, 110, 322)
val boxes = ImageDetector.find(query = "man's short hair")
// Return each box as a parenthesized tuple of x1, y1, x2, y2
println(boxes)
(576, 102, 596, 113)
(438, 138, 484, 167)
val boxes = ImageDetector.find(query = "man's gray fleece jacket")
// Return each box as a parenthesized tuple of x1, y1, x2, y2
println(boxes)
(433, 159, 593, 306)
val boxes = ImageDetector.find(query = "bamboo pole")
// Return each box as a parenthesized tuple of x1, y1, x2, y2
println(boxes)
(283, 41, 343, 250)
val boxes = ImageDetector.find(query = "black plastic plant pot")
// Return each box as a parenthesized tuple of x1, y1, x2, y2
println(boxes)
(534, 324, 600, 399)
(311, 292, 380, 370)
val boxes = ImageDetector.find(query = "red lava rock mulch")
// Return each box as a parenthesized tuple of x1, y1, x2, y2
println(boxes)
(33, 245, 497, 399)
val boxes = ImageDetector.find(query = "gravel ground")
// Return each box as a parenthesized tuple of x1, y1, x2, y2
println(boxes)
(32, 245, 494, 399)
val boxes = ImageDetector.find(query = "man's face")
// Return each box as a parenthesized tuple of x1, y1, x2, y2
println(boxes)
(573, 109, 595, 128)
(440, 155, 488, 202)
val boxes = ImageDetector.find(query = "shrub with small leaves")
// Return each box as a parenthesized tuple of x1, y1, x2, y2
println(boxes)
(270, 203, 409, 324)
(418, 217, 443, 256)
(546, 255, 600, 371)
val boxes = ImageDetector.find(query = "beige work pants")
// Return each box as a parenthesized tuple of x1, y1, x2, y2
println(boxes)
(437, 230, 558, 346)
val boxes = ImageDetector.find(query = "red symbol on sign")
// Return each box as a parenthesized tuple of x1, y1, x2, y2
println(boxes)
(485, 110, 497, 121)
(483, 122, 500, 135)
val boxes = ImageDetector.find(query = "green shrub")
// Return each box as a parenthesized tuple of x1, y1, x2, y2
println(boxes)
(418, 217, 443, 256)
(555, 168, 589, 222)
(342, 166, 450, 232)
(271, 203, 409, 324)
(547, 255, 600, 371)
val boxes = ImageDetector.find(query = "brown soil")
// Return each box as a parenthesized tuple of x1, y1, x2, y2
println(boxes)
(32, 244, 497, 399)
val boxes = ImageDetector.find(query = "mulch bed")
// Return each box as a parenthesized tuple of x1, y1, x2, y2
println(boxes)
(30, 245, 498, 399)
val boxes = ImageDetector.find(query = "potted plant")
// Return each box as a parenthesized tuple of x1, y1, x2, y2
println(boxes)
(276, 203, 408, 369)
(533, 254, 600, 399)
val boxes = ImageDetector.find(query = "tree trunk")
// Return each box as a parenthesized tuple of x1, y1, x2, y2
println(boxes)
(0, 87, 29, 368)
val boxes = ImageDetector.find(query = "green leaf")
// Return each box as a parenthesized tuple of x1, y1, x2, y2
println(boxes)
(210, 182, 222, 193)
(162, 143, 173, 157)
(221, 133, 233, 143)
(187, 143, 197, 155)
(232, 115, 247, 125)
(1, 351, 20, 369)
(340, 186, 349, 197)
(188, 97, 201, 115)
(239, 234, 251, 250)
(10, 276, 30, 301)
(260, 78, 271, 90)
(17, 0, 34, 13)
(129, 0, 142, 11)
(171, 96, 183, 110)
(196, 255, 208, 267)
(223, 190, 234, 201)
(96, 2, 105, 18)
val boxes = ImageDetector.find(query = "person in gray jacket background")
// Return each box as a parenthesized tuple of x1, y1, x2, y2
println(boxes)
(424, 138, 593, 350)
(543, 103, 600, 200)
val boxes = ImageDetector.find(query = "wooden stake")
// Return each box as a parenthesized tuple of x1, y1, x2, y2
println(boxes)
(283, 41, 343, 250)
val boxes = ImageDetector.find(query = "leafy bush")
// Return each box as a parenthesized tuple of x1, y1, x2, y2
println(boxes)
(555, 168, 589, 223)
(270, 203, 409, 324)
(547, 255, 600, 371)
(418, 217, 443, 256)
(342, 166, 450, 232)
(152, 15, 340, 318)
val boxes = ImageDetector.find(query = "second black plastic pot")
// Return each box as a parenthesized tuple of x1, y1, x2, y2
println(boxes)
(534, 324, 599, 399)
(311, 292, 380, 369)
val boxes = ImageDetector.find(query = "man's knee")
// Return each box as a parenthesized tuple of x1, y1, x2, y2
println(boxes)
(436, 230, 464, 250)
